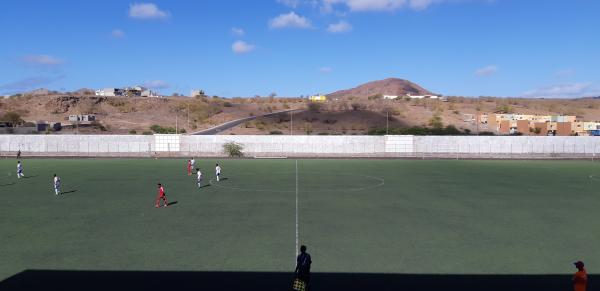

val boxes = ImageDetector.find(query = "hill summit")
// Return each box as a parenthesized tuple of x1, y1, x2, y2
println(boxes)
(327, 78, 434, 100)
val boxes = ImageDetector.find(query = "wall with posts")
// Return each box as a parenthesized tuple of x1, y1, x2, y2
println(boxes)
(0, 135, 154, 156)
(414, 136, 600, 155)
(3, 134, 600, 158)
(180, 135, 386, 157)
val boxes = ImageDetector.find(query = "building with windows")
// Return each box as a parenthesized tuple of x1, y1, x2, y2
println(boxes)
(309, 95, 327, 102)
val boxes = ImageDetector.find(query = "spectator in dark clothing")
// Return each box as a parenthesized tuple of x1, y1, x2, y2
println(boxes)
(295, 245, 312, 290)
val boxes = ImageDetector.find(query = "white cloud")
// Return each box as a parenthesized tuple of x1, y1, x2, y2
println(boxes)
(523, 83, 599, 98)
(142, 80, 170, 89)
(319, 67, 333, 73)
(278, 0, 302, 7)
(321, 0, 465, 12)
(21, 55, 64, 67)
(231, 27, 245, 36)
(554, 69, 575, 78)
(129, 3, 170, 19)
(111, 29, 126, 38)
(475, 65, 498, 77)
(409, 0, 434, 10)
(327, 20, 352, 33)
(232, 40, 255, 54)
(0, 75, 66, 93)
(269, 12, 312, 29)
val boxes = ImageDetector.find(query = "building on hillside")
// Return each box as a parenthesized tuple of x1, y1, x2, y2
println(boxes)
(191, 90, 206, 97)
(123, 86, 145, 97)
(68, 114, 96, 122)
(406, 94, 440, 99)
(556, 122, 572, 136)
(383, 95, 399, 100)
(309, 95, 327, 102)
(141, 89, 160, 97)
(95, 86, 161, 97)
(95, 88, 125, 97)
(517, 120, 530, 134)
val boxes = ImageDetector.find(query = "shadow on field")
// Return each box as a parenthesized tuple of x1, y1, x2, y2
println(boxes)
(167, 201, 178, 206)
(0, 270, 592, 291)
(21, 175, 38, 179)
(61, 190, 78, 195)
(199, 184, 211, 188)
(0, 182, 16, 187)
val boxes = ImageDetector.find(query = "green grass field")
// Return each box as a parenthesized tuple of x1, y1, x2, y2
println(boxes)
(1, 158, 599, 281)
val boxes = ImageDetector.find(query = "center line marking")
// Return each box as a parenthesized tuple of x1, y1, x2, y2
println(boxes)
(295, 159, 299, 261)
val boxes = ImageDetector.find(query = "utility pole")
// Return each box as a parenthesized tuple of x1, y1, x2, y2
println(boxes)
(290, 110, 293, 135)
(176, 114, 178, 134)
(187, 103, 190, 129)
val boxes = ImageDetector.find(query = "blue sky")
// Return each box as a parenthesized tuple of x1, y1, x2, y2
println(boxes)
(1, 0, 599, 98)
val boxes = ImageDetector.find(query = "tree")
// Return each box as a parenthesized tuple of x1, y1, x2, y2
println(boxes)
(223, 142, 244, 157)
(2, 111, 23, 127)
(428, 114, 443, 129)
(307, 102, 321, 113)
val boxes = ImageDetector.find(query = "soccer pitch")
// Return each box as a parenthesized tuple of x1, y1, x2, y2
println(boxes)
(1, 158, 599, 282)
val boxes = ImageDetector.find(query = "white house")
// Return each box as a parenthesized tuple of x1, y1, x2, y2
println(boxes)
(95, 88, 124, 97)
(406, 93, 440, 99)
(383, 95, 399, 100)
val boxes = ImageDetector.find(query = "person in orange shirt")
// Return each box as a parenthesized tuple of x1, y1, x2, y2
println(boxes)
(573, 261, 587, 291)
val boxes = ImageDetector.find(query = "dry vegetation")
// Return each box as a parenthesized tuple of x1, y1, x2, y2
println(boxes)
(2, 92, 600, 135)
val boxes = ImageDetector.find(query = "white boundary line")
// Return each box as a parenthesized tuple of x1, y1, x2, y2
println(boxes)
(295, 159, 299, 261)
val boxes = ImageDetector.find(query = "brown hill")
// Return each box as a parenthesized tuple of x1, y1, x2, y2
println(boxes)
(327, 78, 434, 100)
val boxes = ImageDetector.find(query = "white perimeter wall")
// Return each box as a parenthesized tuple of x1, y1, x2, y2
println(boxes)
(180, 135, 385, 156)
(415, 136, 600, 154)
(3, 134, 600, 157)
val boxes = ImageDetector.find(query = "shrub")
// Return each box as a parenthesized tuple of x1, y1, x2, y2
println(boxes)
(129, 130, 137, 134)
(428, 114, 443, 129)
(223, 142, 244, 157)
(142, 131, 153, 135)
(223, 101, 233, 107)
(1, 111, 23, 127)
(179, 129, 186, 133)
(351, 103, 365, 111)
(91, 121, 107, 131)
(270, 130, 283, 135)
(150, 124, 176, 134)
(307, 102, 321, 113)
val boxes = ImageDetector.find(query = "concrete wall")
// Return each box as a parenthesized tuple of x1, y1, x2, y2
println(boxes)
(0, 135, 154, 156)
(180, 135, 385, 157)
(3, 134, 600, 158)
(414, 136, 600, 155)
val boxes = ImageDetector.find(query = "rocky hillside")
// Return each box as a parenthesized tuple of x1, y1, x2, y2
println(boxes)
(327, 78, 434, 100)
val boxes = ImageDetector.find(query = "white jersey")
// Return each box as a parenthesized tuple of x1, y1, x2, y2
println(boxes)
(197, 170, 202, 180)
(215, 166, 221, 175)
(191, 159, 195, 167)
(17, 163, 22, 171)
(54, 176, 60, 186)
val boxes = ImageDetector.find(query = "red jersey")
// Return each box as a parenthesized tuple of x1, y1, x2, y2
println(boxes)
(158, 186, 165, 197)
